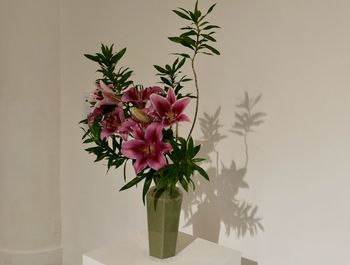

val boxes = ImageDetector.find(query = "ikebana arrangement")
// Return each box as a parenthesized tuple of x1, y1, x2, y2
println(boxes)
(80, 1, 220, 259)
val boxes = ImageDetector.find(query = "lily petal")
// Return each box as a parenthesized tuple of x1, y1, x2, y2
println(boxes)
(147, 153, 167, 170)
(176, 114, 190, 123)
(144, 123, 163, 143)
(166, 88, 176, 104)
(161, 142, 172, 153)
(133, 158, 148, 174)
(171, 97, 190, 115)
(100, 129, 113, 140)
(143, 86, 163, 99)
(121, 139, 147, 159)
(121, 87, 139, 102)
(132, 125, 144, 140)
(150, 94, 171, 117)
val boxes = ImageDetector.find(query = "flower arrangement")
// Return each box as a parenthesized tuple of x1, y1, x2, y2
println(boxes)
(80, 1, 220, 203)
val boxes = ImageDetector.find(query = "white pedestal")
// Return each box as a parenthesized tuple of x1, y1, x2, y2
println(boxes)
(83, 232, 241, 265)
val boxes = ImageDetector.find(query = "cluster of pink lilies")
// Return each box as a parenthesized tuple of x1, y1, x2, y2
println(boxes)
(87, 81, 191, 174)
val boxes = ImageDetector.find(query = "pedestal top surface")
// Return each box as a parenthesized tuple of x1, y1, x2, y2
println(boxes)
(83, 232, 241, 265)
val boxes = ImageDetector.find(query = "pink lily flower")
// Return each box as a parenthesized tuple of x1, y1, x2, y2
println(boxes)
(121, 123, 172, 174)
(87, 106, 105, 125)
(118, 119, 138, 140)
(94, 81, 121, 107)
(100, 105, 125, 139)
(121, 86, 162, 108)
(150, 88, 190, 127)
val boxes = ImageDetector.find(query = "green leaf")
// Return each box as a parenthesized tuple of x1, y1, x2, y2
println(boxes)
(194, 165, 209, 181)
(203, 25, 220, 30)
(123, 160, 128, 182)
(201, 34, 216, 42)
(206, 3, 217, 15)
(173, 10, 191, 20)
(85, 146, 101, 153)
(202, 44, 220, 55)
(83, 138, 94, 144)
(192, 158, 205, 163)
(168, 36, 182, 44)
(182, 36, 196, 46)
(94, 153, 105, 162)
(172, 58, 179, 69)
(142, 175, 153, 205)
(188, 137, 194, 153)
(195, 0, 199, 13)
(84, 54, 99, 62)
(178, 7, 190, 15)
(175, 58, 186, 71)
(173, 53, 191, 59)
(192, 145, 201, 157)
(160, 77, 173, 87)
(168, 37, 195, 50)
(120, 175, 145, 191)
(180, 178, 188, 192)
(194, 9, 201, 21)
(188, 11, 197, 22)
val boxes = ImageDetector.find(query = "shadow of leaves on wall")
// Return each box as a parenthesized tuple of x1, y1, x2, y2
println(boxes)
(182, 92, 266, 244)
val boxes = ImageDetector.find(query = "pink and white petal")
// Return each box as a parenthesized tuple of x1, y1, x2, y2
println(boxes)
(119, 131, 129, 141)
(133, 158, 148, 174)
(121, 139, 147, 159)
(144, 123, 163, 143)
(161, 117, 172, 127)
(116, 103, 125, 122)
(104, 91, 120, 103)
(176, 114, 191, 123)
(121, 87, 139, 102)
(143, 86, 163, 99)
(147, 153, 167, 170)
(171, 97, 190, 115)
(131, 125, 144, 140)
(160, 142, 172, 153)
(119, 119, 137, 137)
(100, 81, 116, 97)
(100, 129, 113, 140)
(99, 80, 110, 91)
(150, 94, 171, 117)
(166, 88, 176, 104)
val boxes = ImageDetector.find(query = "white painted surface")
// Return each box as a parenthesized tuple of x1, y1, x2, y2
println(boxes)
(0, 0, 343, 264)
(0, 0, 61, 264)
(83, 233, 241, 265)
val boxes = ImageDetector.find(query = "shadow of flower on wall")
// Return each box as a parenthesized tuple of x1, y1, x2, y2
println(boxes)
(182, 92, 266, 243)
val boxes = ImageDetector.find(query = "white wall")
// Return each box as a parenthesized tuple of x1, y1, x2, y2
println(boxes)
(59, 0, 350, 265)
(0, 0, 61, 264)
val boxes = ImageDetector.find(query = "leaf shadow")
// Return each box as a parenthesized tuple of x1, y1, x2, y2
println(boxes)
(181, 92, 266, 263)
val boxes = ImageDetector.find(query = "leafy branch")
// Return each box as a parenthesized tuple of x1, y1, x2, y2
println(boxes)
(169, 1, 220, 140)
(84, 44, 133, 94)
(154, 57, 192, 98)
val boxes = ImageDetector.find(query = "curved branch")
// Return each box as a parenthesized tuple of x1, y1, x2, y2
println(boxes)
(187, 55, 199, 141)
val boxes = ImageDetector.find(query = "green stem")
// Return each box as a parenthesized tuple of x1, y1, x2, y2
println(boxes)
(187, 23, 200, 141)
(187, 55, 199, 141)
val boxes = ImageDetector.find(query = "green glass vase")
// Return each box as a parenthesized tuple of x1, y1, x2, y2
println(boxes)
(146, 187, 183, 259)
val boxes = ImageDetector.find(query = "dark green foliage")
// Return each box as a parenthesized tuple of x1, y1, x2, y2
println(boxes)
(84, 44, 133, 94)
(82, 120, 127, 172)
(154, 57, 193, 98)
(155, 136, 208, 194)
(170, 1, 220, 58)
(80, 1, 220, 203)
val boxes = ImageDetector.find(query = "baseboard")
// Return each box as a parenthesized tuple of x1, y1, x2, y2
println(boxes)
(0, 246, 62, 265)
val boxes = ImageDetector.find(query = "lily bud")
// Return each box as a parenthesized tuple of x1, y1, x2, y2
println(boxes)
(130, 107, 150, 123)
